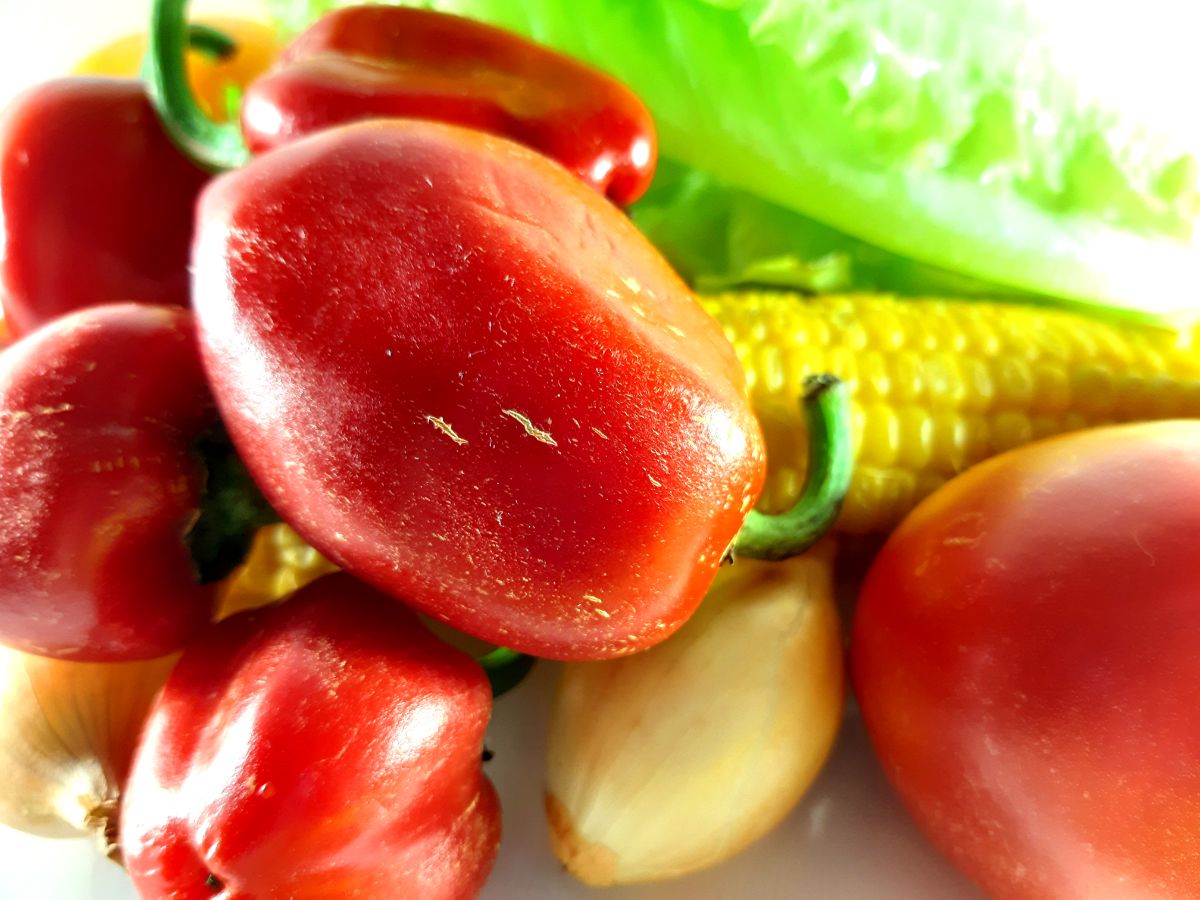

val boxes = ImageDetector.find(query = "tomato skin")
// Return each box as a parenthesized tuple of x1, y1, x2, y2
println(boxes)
(0, 303, 216, 661)
(120, 573, 500, 899)
(241, 6, 657, 205)
(851, 421, 1200, 899)
(0, 79, 209, 338)
(191, 119, 763, 661)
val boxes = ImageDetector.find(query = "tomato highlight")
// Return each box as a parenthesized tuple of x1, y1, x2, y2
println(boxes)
(0, 304, 217, 661)
(120, 573, 501, 898)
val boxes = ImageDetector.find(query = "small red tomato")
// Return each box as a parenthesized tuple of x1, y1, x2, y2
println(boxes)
(851, 421, 1200, 899)
(0, 303, 216, 661)
(120, 573, 501, 899)
(0, 79, 209, 338)
(241, 5, 657, 205)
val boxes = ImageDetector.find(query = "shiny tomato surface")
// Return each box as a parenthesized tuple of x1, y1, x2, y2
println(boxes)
(191, 120, 763, 661)
(852, 421, 1200, 899)
(242, 6, 656, 204)
(0, 79, 209, 337)
(0, 304, 216, 661)
(122, 573, 500, 899)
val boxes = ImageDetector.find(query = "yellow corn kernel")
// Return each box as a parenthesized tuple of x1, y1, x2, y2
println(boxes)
(702, 292, 1200, 534)
(215, 523, 338, 619)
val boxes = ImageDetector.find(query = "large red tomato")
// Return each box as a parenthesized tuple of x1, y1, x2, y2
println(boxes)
(851, 420, 1200, 899)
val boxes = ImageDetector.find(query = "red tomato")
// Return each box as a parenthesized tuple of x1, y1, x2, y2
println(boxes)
(0, 303, 217, 661)
(851, 421, 1200, 899)
(191, 120, 764, 662)
(121, 573, 500, 898)
(241, 6, 657, 205)
(0, 79, 209, 338)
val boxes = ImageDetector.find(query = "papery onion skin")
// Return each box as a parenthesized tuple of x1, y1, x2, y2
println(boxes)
(0, 645, 177, 859)
(545, 544, 844, 884)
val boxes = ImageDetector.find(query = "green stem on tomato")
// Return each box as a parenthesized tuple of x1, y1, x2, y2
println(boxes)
(137, 24, 237, 89)
(181, 23, 237, 61)
(476, 647, 536, 699)
(732, 374, 854, 561)
(146, 0, 250, 171)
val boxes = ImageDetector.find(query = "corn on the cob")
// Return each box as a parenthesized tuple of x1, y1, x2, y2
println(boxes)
(702, 292, 1200, 534)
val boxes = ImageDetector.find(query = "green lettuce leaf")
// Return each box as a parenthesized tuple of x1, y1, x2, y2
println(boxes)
(630, 161, 1039, 298)
(267, 0, 340, 35)
(264, 0, 1200, 320)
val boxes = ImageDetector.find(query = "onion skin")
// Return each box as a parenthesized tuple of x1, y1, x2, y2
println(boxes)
(0, 645, 176, 860)
(545, 543, 845, 885)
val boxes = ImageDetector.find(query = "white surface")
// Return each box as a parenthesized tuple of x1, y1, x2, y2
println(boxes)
(0, 2, 980, 897)
(0, 662, 981, 899)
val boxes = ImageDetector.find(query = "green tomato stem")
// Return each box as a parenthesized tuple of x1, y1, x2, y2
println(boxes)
(181, 23, 237, 61)
(137, 24, 236, 88)
(732, 374, 853, 561)
(146, 0, 250, 171)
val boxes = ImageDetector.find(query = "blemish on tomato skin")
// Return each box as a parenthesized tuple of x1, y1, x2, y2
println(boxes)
(502, 409, 557, 446)
(1130, 529, 1155, 565)
(983, 557, 1008, 575)
(940, 511, 986, 549)
(425, 414, 468, 445)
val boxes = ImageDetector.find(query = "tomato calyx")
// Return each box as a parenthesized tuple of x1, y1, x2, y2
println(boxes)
(732, 374, 854, 561)
(185, 423, 280, 585)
